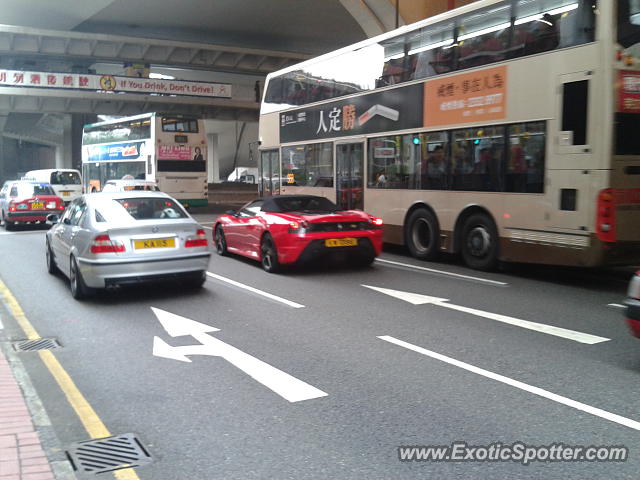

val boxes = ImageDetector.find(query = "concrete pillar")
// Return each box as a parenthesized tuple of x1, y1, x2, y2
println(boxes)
(55, 114, 73, 169)
(72, 114, 96, 171)
(207, 133, 220, 183)
(0, 113, 7, 184)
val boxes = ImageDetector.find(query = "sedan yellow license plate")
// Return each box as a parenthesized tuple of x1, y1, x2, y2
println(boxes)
(134, 238, 175, 249)
(31, 202, 44, 210)
(325, 237, 358, 247)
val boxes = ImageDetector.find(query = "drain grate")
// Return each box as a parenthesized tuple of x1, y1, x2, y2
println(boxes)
(12, 338, 61, 352)
(66, 433, 152, 474)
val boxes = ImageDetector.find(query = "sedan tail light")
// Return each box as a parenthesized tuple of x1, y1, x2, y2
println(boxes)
(185, 229, 208, 247)
(90, 234, 125, 254)
(629, 272, 640, 300)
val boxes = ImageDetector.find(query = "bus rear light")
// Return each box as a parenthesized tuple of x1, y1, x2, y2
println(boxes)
(185, 229, 208, 247)
(90, 234, 125, 253)
(596, 188, 616, 243)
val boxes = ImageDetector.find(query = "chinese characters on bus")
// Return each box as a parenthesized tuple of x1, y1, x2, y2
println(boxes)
(424, 65, 507, 127)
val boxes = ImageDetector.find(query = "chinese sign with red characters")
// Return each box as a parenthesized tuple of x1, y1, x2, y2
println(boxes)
(618, 71, 640, 113)
(0, 69, 231, 98)
(424, 65, 507, 127)
(158, 145, 204, 161)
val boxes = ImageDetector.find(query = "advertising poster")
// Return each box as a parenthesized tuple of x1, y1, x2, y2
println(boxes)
(423, 65, 507, 127)
(618, 70, 640, 113)
(279, 83, 424, 143)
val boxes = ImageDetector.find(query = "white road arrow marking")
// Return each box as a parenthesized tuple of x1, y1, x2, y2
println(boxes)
(363, 285, 609, 345)
(151, 307, 327, 403)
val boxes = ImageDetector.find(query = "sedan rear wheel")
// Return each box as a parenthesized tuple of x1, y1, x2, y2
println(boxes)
(260, 233, 281, 273)
(70, 257, 94, 300)
(215, 225, 228, 256)
(46, 241, 58, 275)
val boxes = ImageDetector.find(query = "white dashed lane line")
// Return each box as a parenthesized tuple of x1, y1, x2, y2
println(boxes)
(206, 271, 305, 309)
(379, 335, 640, 432)
(375, 258, 508, 287)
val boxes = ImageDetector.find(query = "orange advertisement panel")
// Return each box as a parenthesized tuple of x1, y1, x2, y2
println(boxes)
(424, 65, 507, 128)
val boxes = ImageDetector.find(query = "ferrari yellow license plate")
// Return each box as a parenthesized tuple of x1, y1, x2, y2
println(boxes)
(134, 238, 175, 249)
(31, 202, 44, 210)
(325, 238, 358, 247)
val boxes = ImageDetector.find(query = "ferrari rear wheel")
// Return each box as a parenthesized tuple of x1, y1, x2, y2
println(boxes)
(261, 233, 281, 273)
(215, 225, 228, 256)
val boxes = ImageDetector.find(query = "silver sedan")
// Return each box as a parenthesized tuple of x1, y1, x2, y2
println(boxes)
(45, 191, 211, 299)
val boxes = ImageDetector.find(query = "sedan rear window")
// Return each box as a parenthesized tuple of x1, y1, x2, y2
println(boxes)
(18, 183, 55, 197)
(115, 198, 187, 220)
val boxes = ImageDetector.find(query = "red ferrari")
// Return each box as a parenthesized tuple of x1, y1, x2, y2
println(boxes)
(213, 195, 383, 272)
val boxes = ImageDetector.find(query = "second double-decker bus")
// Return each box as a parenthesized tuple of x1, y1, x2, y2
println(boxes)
(258, 0, 640, 270)
(82, 113, 208, 207)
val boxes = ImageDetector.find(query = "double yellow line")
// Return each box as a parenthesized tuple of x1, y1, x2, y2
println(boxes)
(0, 279, 140, 480)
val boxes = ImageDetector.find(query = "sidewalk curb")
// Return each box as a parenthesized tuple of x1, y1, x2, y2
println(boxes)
(0, 326, 77, 480)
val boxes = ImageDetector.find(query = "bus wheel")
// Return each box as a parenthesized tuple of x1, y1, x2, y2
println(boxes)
(461, 214, 498, 271)
(406, 209, 440, 261)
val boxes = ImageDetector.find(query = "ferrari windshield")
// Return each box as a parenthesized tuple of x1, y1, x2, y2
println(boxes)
(271, 196, 338, 213)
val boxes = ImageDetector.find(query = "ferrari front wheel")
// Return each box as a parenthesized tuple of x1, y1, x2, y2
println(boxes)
(260, 233, 281, 273)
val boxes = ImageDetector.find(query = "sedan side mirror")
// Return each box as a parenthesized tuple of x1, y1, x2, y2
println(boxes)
(62, 217, 71, 225)
(46, 214, 60, 225)
(225, 210, 237, 216)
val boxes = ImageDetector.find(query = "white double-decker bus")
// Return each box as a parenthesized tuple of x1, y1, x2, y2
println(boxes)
(258, 0, 640, 270)
(82, 113, 208, 208)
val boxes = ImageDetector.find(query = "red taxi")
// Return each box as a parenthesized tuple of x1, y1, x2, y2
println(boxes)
(213, 195, 383, 272)
(0, 181, 65, 230)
